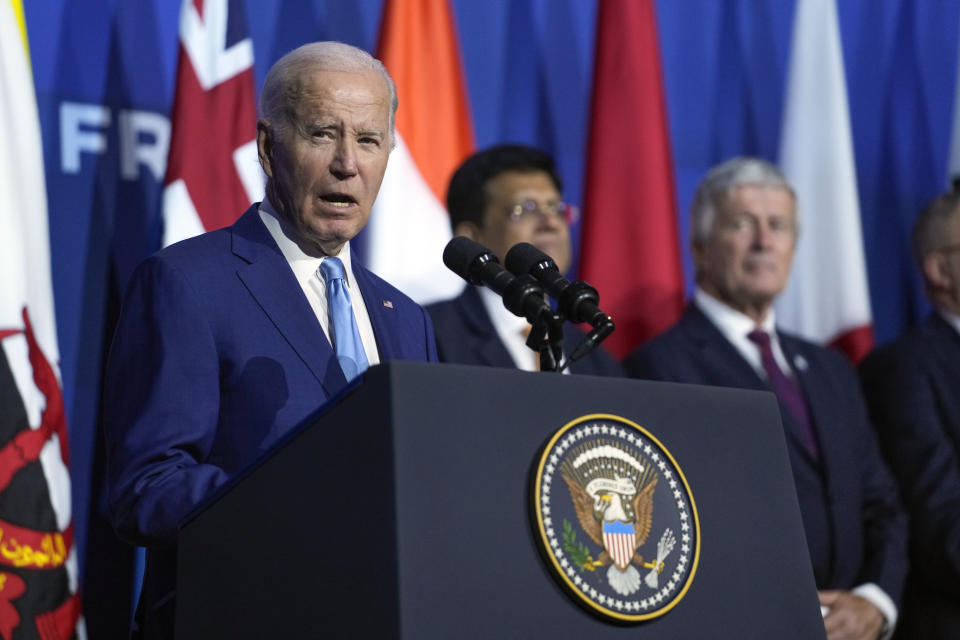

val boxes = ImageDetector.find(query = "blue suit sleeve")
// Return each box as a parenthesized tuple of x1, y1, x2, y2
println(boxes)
(103, 255, 229, 546)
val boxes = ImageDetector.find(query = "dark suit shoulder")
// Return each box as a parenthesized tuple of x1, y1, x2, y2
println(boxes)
(862, 315, 956, 377)
(623, 315, 706, 382)
(425, 295, 467, 335)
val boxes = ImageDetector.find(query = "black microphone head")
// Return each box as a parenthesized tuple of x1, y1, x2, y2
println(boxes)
(504, 242, 558, 276)
(443, 236, 498, 284)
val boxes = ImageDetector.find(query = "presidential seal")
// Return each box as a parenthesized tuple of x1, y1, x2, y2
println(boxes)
(532, 414, 700, 622)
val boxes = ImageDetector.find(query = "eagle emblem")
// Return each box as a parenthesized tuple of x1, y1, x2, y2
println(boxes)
(562, 454, 659, 595)
(532, 414, 699, 622)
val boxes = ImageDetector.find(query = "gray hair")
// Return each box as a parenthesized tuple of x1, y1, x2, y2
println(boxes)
(912, 190, 960, 267)
(259, 41, 398, 145)
(690, 156, 797, 244)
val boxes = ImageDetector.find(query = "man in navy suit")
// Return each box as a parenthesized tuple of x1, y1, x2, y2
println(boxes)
(860, 189, 960, 638)
(624, 157, 906, 640)
(103, 42, 436, 638)
(427, 144, 621, 376)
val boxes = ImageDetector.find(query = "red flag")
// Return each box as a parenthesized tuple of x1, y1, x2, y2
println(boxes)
(162, 0, 261, 246)
(367, 0, 475, 303)
(580, 0, 684, 359)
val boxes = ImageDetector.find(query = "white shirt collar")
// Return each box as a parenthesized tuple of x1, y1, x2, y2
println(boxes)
(693, 287, 796, 379)
(258, 198, 356, 288)
(256, 199, 380, 366)
(694, 287, 776, 337)
(478, 286, 540, 371)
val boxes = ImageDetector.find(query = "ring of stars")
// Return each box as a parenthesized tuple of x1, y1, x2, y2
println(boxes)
(537, 417, 699, 620)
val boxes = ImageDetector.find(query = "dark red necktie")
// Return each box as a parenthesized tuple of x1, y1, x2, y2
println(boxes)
(747, 329, 819, 459)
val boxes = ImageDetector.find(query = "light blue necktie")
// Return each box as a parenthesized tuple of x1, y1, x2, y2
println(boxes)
(320, 257, 369, 381)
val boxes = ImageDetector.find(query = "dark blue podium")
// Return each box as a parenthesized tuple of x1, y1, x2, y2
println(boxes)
(175, 361, 825, 638)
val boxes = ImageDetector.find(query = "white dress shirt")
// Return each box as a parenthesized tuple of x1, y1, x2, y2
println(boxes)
(477, 287, 570, 373)
(258, 200, 380, 367)
(478, 287, 539, 371)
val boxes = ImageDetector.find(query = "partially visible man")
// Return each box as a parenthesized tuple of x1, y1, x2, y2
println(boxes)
(624, 157, 906, 640)
(859, 189, 960, 638)
(103, 42, 436, 638)
(427, 144, 621, 375)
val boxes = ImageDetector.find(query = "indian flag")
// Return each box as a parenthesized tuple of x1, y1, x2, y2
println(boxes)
(366, 0, 475, 304)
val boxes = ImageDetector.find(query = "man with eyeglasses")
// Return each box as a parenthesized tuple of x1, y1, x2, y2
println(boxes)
(625, 157, 906, 640)
(426, 144, 620, 375)
(859, 188, 960, 638)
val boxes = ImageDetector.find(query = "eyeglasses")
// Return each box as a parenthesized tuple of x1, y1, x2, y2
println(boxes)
(508, 199, 580, 225)
(938, 243, 960, 255)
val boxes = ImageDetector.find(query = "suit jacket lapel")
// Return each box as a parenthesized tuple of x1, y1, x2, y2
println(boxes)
(230, 205, 347, 394)
(681, 306, 767, 389)
(684, 306, 819, 466)
(353, 264, 398, 360)
(777, 335, 826, 470)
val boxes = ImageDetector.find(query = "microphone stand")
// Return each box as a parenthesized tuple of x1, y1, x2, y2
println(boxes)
(524, 309, 565, 372)
(558, 316, 615, 373)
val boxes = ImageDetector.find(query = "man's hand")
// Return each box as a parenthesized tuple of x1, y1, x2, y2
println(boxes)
(819, 590, 885, 640)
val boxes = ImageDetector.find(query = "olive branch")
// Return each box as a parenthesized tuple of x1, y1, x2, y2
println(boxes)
(562, 519, 596, 571)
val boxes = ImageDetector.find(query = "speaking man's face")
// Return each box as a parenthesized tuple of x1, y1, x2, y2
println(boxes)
(473, 170, 572, 273)
(259, 68, 391, 256)
(694, 185, 797, 319)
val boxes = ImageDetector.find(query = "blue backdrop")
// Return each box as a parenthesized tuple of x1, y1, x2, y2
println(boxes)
(20, 0, 960, 635)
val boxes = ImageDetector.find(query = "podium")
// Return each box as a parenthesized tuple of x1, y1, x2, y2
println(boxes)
(176, 362, 825, 638)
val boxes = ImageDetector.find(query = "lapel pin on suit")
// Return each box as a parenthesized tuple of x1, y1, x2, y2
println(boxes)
(793, 354, 809, 372)
(382, 299, 394, 309)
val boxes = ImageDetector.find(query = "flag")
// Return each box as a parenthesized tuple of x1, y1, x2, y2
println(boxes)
(579, 0, 684, 359)
(0, 0, 85, 636)
(776, 0, 873, 362)
(161, 0, 261, 246)
(366, 0, 475, 304)
(949, 11, 960, 186)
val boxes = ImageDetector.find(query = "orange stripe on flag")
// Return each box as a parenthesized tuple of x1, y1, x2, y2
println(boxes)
(366, 0, 474, 303)
(377, 0, 475, 201)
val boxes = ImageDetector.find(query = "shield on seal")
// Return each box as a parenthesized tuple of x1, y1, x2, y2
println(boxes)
(602, 520, 637, 570)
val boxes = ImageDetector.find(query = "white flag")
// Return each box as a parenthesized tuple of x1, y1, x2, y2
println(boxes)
(776, 0, 873, 361)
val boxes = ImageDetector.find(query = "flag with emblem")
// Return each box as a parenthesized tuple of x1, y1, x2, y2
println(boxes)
(0, 1, 85, 636)
(161, 0, 261, 246)
(366, 0, 475, 304)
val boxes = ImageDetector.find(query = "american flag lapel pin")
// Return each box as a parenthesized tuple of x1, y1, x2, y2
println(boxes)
(382, 299, 394, 309)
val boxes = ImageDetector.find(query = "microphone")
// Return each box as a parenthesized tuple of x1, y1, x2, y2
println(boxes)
(504, 242, 611, 328)
(443, 237, 555, 326)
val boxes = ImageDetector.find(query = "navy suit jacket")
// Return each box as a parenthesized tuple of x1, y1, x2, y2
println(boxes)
(426, 286, 623, 377)
(103, 205, 436, 635)
(624, 305, 907, 601)
(861, 313, 960, 636)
